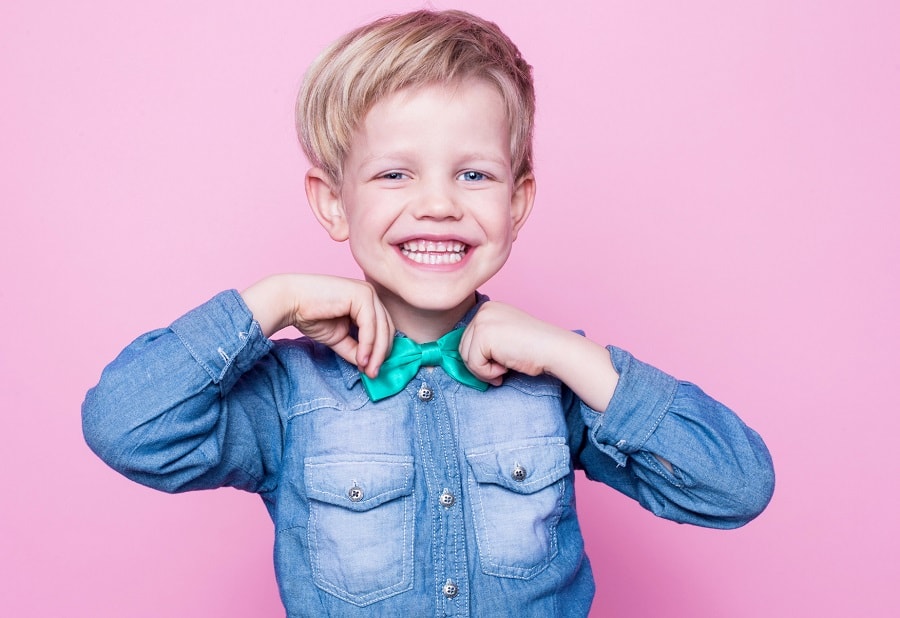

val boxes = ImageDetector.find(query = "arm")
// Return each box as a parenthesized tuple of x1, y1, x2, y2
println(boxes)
(459, 301, 775, 528)
(459, 301, 620, 412)
(82, 290, 282, 494)
(82, 275, 395, 494)
(568, 346, 774, 528)
(241, 273, 394, 378)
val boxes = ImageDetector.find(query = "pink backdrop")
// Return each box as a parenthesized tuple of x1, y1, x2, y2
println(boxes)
(2, 1, 898, 616)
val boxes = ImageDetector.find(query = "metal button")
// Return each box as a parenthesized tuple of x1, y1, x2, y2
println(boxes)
(511, 464, 527, 482)
(442, 579, 459, 598)
(439, 489, 455, 508)
(348, 485, 364, 502)
(417, 384, 434, 401)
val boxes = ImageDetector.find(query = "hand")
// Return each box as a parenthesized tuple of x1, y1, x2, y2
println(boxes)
(241, 274, 394, 377)
(458, 301, 565, 386)
(459, 301, 620, 412)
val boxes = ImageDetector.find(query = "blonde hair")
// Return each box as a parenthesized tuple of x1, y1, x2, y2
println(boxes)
(297, 9, 535, 186)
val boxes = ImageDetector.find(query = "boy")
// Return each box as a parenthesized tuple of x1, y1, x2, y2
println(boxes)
(83, 9, 774, 617)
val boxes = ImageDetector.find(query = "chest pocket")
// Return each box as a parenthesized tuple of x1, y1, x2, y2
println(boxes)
(305, 454, 415, 606)
(465, 437, 571, 579)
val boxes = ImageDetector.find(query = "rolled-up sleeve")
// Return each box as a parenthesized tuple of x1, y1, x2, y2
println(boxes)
(82, 290, 282, 495)
(574, 346, 775, 528)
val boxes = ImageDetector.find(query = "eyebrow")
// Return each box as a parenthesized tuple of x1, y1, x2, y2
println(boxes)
(359, 150, 510, 168)
(358, 151, 413, 167)
(457, 152, 510, 167)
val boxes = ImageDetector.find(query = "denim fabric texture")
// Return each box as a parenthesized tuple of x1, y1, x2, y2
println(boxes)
(82, 290, 775, 617)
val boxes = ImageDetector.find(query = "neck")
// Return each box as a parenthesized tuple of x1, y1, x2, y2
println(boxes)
(381, 293, 477, 343)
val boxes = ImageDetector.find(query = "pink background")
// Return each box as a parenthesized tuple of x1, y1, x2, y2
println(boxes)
(2, 1, 898, 616)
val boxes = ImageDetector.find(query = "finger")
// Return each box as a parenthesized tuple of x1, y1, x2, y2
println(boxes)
(457, 324, 503, 386)
(349, 287, 379, 370)
(486, 372, 505, 388)
(458, 318, 477, 361)
(468, 357, 507, 387)
(329, 335, 361, 368)
(365, 297, 394, 378)
(458, 319, 484, 371)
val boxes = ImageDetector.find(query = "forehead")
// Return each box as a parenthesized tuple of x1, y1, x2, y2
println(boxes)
(350, 80, 511, 159)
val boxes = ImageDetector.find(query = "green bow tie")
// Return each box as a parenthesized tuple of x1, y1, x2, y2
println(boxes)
(360, 328, 488, 402)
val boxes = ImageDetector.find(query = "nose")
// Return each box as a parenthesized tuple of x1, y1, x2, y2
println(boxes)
(411, 178, 462, 220)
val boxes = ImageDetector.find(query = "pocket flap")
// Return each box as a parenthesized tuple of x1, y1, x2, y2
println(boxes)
(305, 455, 414, 512)
(466, 439, 571, 495)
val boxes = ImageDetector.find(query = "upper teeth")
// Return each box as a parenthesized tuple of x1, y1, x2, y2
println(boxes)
(400, 240, 468, 264)
(400, 240, 466, 253)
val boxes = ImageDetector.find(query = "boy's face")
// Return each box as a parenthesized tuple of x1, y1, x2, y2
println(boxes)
(309, 79, 535, 329)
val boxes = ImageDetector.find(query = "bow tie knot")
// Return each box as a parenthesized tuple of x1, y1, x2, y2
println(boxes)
(360, 328, 488, 402)
(418, 342, 443, 367)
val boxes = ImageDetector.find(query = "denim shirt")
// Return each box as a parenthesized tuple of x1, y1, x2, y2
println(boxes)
(82, 291, 774, 617)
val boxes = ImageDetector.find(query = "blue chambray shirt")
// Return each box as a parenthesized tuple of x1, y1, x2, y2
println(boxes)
(82, 291, 774, 617)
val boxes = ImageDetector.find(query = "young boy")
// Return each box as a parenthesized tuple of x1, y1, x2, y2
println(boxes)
(83, 9, 774, 617)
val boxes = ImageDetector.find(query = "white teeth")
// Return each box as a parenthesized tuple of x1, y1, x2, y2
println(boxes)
(399, 239, 468, 264)
(401, 251, 463, 264)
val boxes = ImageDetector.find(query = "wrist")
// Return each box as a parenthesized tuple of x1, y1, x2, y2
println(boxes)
(541, 328, 590, 377)
(548, 331, 619, 413)
(241, 274, 298, 337)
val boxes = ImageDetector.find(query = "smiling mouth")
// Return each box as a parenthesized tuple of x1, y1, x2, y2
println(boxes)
(399, 240, 469, 265)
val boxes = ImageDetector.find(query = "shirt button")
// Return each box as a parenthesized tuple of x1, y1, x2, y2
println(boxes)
(439, 489, 455, 508)
(511, 464, 527, 482)
(348, 485, 364, 502)
(417, 384, 434, 401)
(442, 579, 459, 599)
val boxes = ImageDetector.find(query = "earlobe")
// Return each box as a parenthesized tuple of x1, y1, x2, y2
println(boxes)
(305, 167, 349, 242)
(510, 173, 536, 239)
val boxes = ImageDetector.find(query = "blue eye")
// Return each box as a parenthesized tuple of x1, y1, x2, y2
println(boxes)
(459, 170, 486, 182)
(380, 171, 407, 180)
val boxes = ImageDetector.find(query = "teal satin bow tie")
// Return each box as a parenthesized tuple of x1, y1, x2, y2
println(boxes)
(360, 328, 488, 402)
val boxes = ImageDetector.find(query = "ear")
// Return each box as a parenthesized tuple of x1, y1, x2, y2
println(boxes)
(510, 173, 536, 240)
(305, 167, 349, 242)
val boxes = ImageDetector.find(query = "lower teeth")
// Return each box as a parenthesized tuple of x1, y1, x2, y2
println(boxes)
(402, 250, 464, 264)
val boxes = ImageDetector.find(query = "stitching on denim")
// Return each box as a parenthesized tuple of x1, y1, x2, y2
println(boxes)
(411, 384, 443, 606)
(632, 373, 679, 452)
(305, 461, 413, 505)
(173, 314, 263, 392)
(466, 445, 566, 579)
(434, 381, 468, 608)
(173, 329, 216, 381)
(286, 397, 344, 419)
(307, 465, 415, 605)
(468, 465, 493, 570)
(470, 478, 562, 579)
(466, 436, 566, 458)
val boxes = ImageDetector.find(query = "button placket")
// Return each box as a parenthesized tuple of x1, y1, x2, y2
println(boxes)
(410, 374, 469, 614)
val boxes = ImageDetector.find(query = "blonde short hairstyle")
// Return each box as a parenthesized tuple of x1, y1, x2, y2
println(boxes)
(297, 9, 535, 186)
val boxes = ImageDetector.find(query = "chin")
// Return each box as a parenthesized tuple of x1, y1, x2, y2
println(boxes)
(409, 291, 476, 313)
(390, 284, 479, 314)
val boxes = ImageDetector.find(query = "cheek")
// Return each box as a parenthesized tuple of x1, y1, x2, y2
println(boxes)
(481, 208, 516, 238)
